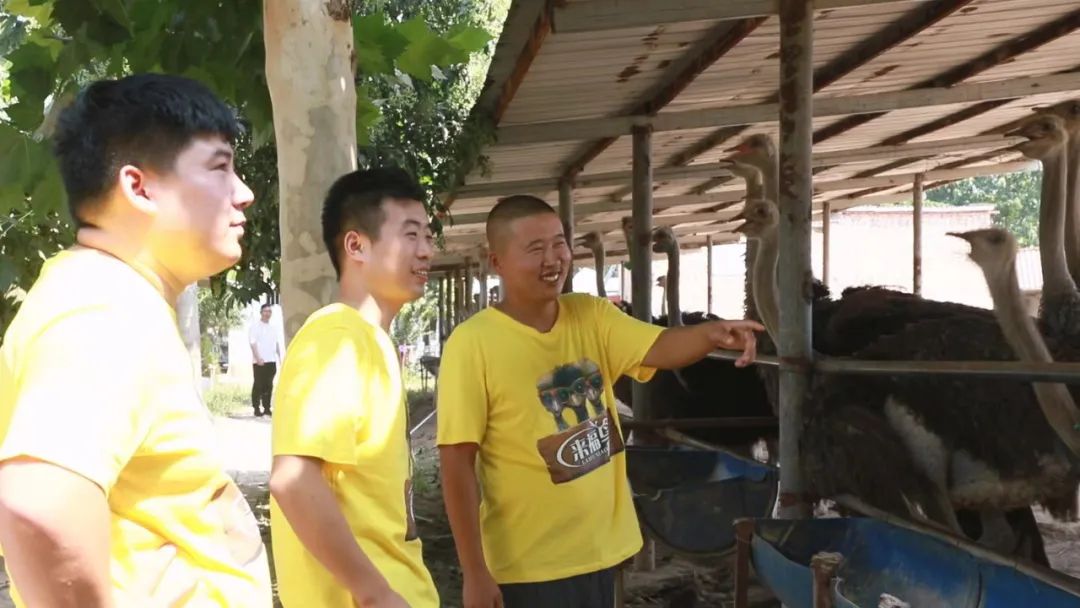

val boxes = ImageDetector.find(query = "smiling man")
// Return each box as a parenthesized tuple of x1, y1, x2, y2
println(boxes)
(269, 167, 439, 608)
(0, 74, 270, 606)
(437, 194, 764, 608)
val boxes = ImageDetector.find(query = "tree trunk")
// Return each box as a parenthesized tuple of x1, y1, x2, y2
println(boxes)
(263, 0, 357, 341)
(175, 283, 202, 385)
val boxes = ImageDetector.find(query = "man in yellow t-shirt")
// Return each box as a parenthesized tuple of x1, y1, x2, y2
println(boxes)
(438, 195, 764, 607)
(269, 167, 439, 608)
(0, 74, 270, 606)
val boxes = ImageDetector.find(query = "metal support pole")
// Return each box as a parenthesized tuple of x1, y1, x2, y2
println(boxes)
(448, 271, 456, 328)
(479, 253, 489, 309)
(913, 173, 924, 296)
(776, 0, 814, 519)
(559, 179, 574, 294)
(706, 235, 714, 315)
(630, 123, 655, 573)
(630, 125, 654, 420)
(454, 269, 464, 326)
(822, 201, 831, 288)
(733, 519, 753, 608)
(437, 276, 446, 341)
(464, 257, 474, 316)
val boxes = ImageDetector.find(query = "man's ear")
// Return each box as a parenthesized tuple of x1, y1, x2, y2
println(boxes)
(342, 230, 372, 267)
(117, 164, 158, 216)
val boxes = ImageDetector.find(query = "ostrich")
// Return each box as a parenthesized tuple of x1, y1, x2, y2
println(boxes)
(635, 225, 774, 455)
(576, 231, 608, 298)
(1044, 100, 1080, 286)
(1022, 113, 1080, 339)
(1041, 100, 1080, 521)
(953, 226, 1080, 562)
(797, 115, 1080, 563)
(733, 195, 961, 530)
(725, 133, 989, 359)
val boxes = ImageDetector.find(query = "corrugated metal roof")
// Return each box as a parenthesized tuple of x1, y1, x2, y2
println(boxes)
(434, 0, 1080, 268)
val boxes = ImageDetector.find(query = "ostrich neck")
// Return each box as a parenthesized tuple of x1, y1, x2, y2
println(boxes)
(752, 230, 781, 341)
(985, 261, 1080, 457)
(763, 161, 779, 203)
(1039, 150, 1076, 297)
(1065, 136, 1080, 284)
(592, 246, 606, 298)
(666, 245, 681, 327)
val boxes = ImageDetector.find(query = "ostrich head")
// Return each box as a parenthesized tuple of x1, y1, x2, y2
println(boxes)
(1007, 113, 1069, 160)
(949, 228, 1018, 279)
(576, 231, 603, 255)
(725, 133, 776, 166)
(1040, 99, 1080, 136)
(651, 226, 677, 255)
(732, 197, 780, 239)
(718, 157, 765, 199)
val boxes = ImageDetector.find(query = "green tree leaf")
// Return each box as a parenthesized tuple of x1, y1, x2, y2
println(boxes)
(447, 24, 492, 53)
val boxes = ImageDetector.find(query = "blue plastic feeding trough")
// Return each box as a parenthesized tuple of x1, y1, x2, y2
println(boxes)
(747, 517, 1080, 608)
(625, 445, 778, 557)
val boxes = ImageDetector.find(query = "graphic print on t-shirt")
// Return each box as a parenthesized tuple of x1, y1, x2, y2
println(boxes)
(535, 359, 625, 484)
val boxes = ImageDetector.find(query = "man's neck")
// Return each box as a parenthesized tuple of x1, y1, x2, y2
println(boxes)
(495, 295, 560, 333)
(75, 226, 186, 306)
(339, 279, 402, 333)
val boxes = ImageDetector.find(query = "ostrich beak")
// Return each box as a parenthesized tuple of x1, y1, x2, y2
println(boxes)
(725, 142, 753, 154)
(946, 231, 975, 244)
(731, 210, 750, 233)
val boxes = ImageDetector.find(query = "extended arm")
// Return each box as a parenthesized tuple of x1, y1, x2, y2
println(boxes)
(642, 319, 764, 369)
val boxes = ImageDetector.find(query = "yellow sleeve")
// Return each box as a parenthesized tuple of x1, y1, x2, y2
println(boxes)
(272, 326, 365, 466)
(595, 297, 664, 382)
(0, 309, 150, 494)
(435, 328, 488, 446)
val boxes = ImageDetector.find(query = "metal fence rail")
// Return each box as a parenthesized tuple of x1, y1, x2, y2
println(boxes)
(708, 349, 1080, 384)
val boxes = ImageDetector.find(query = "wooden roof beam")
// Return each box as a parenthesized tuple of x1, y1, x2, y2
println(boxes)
(559, 17, 767, 182)
(682, 0, 977, 194)
(444, 191, 746, 228)
(495, 72, 1080, 145)
(552, 0, 930, 35)
(810, 8, 1080, 145)
(492, 1, 561, 125)
(448, 132, 1025, 203)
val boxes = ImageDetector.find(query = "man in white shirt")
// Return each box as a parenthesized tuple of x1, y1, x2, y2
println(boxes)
(249, 304, 282, 416)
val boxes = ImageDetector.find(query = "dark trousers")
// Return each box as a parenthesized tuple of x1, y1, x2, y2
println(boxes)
(251, 362, 276, 414)
(500, 568, 614, 608)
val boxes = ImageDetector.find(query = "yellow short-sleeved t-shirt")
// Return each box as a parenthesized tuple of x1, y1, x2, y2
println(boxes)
(436, 293, 664, 584)
(270, 303, 438, 608)
(0, 248, 271, 607)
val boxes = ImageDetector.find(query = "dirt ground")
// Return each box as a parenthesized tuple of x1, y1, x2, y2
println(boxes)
(3, 394, 1080, 607)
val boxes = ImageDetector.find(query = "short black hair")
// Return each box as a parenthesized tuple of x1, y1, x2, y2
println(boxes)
(51, 73, 241, 227)
(260, 303, 272, 311)
(485, 194, 559, 250)
(321, 167, 426, 278)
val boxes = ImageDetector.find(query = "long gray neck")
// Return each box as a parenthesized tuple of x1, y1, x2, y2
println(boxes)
(1040, 149, 1076, 298)
(763, 157, 779, 203)
(985, 260, 1080, 457)
(666, 244, 681, 327)
(592, 245, 606, 298)
(1065, 136, 1080, 285)
(752, 229, 781, 342)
